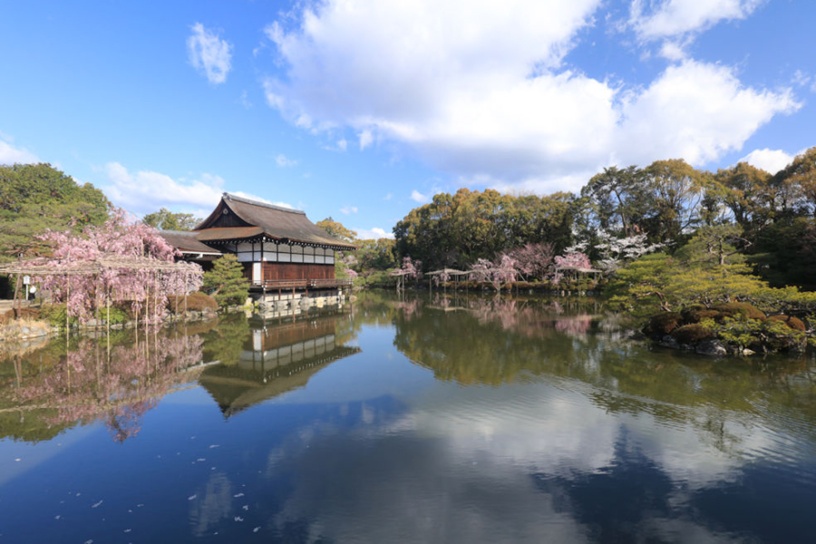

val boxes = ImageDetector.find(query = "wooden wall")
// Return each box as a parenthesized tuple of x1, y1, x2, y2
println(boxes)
(261, 262, 335, 281)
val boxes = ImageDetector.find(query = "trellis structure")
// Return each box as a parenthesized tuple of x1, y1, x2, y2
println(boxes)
(425, 268, 472, 292)
(0, 255, 202, 335)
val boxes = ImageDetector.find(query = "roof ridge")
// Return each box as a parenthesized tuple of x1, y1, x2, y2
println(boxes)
(223, 192, 305, 215)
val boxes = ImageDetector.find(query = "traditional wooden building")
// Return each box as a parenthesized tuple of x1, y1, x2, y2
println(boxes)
(161, 193, 356, 310)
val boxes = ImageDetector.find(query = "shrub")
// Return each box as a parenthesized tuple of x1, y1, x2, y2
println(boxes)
(644, 312, 683, 336)
(671, 323, 716, 345)
(167, 292, 218, 313)
(681, 306, 722, 323)
(711, 302, 765, 320)
(39, 303, 76, 329)
(766, 314, 806, 331)
(95, 305, 128, 325)
(761, 318, 807, 352)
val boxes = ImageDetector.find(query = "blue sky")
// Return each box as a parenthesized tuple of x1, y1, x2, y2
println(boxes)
(1, 0, 814, 239)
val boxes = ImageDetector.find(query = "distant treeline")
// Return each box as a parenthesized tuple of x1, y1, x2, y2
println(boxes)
(392, 151, 816, 291)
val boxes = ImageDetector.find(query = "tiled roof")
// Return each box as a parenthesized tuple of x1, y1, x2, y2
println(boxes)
(196, 193, 356, 250)
(159, 230, 224, 254)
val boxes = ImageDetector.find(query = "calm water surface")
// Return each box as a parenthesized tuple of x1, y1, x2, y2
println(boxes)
(1, 292, 815, 543)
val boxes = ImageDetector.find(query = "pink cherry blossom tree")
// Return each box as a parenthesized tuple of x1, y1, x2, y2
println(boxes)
(469, 254, 518, 293)
(29, 209, 202, 325)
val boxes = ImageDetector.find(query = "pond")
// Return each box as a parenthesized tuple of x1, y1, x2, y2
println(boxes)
(1, 291, 815, 543)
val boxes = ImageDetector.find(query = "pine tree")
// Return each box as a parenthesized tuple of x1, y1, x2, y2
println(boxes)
(202, 254, 250, 308)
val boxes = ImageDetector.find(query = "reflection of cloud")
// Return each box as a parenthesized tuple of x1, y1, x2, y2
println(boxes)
(189, 472, 233, 536)
(263, 377, 788, 542)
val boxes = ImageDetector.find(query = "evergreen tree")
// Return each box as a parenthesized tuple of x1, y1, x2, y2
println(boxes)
(202, 254, 250, 308)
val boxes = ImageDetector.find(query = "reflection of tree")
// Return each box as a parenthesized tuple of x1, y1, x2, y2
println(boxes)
(393, 297, 586, 385)
(6, 332, 204, 442)
(202, 313, 251, 366)
(392, 294, 816, 448)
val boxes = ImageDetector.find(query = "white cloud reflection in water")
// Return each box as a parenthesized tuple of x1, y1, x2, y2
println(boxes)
(256, 372, 792, 543)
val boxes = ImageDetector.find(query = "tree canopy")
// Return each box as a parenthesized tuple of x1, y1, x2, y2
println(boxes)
(0, 163, 110, 263)
(142, 208, 201, 231)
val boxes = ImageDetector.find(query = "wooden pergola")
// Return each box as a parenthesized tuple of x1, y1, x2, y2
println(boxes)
(0, 255, 201, 333)
(425, 268, 471, 291)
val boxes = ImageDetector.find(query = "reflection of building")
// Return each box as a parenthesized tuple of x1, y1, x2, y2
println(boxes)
(199, 311, 360, 417)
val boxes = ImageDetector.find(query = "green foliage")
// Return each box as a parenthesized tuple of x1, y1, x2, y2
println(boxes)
(767, 314, 806, 331)
(39, 303, 76, 330)
(355, 238, 397, 272)
(202, 255, 250, 308)
(202, 313, 250, 366)
(711, 302, 766, 320)
(0, 163, 110, 263)
(142, 208, 201, 231)
(394, 188, 574, 270)
(751, 217, 816, 290)
(316, 217, 357, 243)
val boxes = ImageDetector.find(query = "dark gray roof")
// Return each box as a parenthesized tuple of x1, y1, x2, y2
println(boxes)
(195, 193, 356, 250)
(158, 230, 224, 256)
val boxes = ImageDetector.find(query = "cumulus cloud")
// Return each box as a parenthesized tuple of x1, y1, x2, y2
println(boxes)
(102, 162, 225, 215)
(0, 136, 38, 165)
(616, 60, 799, 166)
(261, 0, 795, 195)
(741, 148, 795, 174)
(630, 0, 763, 40)
(275, 153, 297, 167)
(354, 227, 393, 240)
(340, 205, 358, 215)
(410, 190, 430, 203)
(231, 190, 293, 209)
(187, 23, 233, 84)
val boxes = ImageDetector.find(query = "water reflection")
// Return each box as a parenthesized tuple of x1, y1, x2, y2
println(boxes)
(1, 293, 815, 543)
(1, 331, 204, 442)
(199, 311, 361, 417)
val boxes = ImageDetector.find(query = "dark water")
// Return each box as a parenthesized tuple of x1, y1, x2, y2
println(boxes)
(1, 292, 815, 543)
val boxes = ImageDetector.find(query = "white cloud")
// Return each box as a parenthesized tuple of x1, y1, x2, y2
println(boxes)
(187, 23, 233, 84)
(340, 205, 358, 215)
(102, 162, 225, 215)
(630, 0, 763, 40)
(740, 148, 795, 174)
(358, 129, 373, 150)
(616, 60, 799, 166)
(275, 153, 298, 167)
(354, 227, 394, 240)
(231, 190, 293, 209)
(410, 190, 429, 203)
(261, 0, 795, 196)
(0, 136, 39, 164)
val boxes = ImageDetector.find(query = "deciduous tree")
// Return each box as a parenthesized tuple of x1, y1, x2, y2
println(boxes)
(142, 208, 201, 231)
